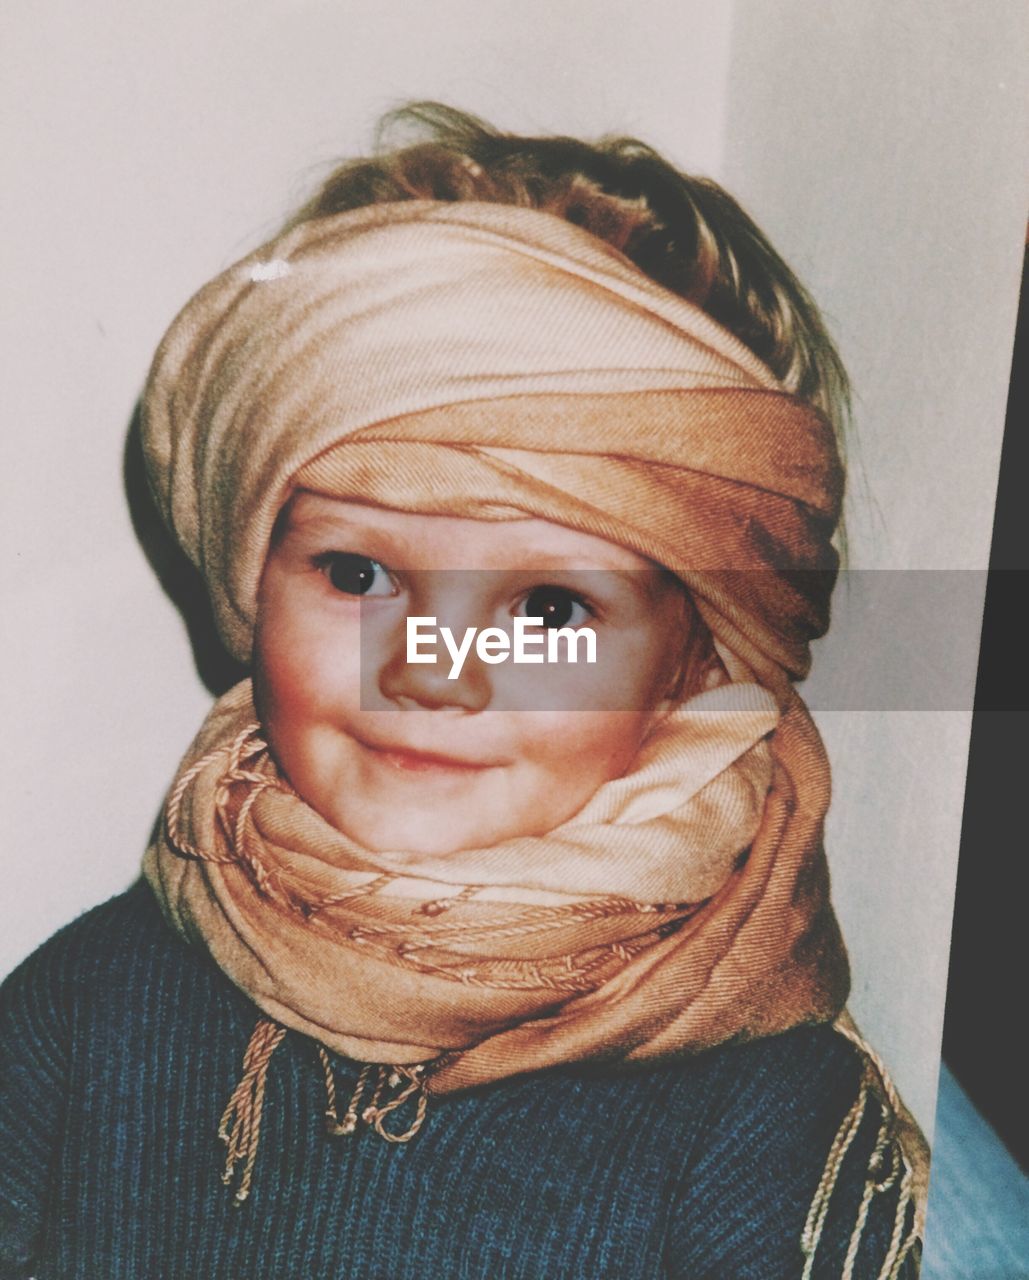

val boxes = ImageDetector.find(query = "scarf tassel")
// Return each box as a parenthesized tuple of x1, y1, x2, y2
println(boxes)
(317, 1047, 429, 1144)
(800, 1029, 924, 1279)
(218, 1018, 288, 1205)
(219, 1017, 431, 1205)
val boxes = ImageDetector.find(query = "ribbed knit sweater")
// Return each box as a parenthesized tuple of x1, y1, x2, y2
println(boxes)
(0, 881, 915, 1279)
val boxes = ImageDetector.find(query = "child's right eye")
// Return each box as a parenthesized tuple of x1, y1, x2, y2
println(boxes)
(314, 552, 396, 597)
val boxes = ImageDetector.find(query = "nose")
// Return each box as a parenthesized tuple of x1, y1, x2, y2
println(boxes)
(377, 642, 493, 712)
(373, 574, 493, 713)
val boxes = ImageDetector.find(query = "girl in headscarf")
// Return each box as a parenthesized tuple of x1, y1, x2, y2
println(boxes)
(0, 105, 926, 1278)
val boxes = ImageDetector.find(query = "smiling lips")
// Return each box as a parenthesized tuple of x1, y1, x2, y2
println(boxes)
(358, 737, 499, 774)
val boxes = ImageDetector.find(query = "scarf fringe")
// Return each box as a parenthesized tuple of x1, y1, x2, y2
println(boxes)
(800, 1023, 925, 1278)
(220, 1017, 431, 1204)
(218, 1018, 288, 1204)
(317, 1046, 429, 1144)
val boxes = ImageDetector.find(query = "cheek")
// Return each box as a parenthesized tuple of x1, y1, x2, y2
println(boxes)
(517, 711, 652, 792)
(254, 591, 361, 738)
(507, 629, 677, 717)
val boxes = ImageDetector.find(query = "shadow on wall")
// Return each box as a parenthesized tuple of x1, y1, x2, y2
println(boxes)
(122, 403, 247, 699)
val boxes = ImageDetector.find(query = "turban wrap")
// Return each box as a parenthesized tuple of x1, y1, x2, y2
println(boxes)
(142, 200, 852, 1095)
(142, 201, 842, 678)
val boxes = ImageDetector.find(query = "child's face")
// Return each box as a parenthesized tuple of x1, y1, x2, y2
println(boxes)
(254, 492, 693, 855)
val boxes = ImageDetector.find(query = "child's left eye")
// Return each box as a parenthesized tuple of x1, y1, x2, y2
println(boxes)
(516, 585, 594, 629)
(315, 552, 395, 597)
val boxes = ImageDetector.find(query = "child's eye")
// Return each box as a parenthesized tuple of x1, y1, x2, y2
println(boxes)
(315, 552, 396, 597)
(517, 584, 595, 629)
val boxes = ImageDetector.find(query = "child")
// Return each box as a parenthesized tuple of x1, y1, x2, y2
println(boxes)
(0, 105, 926, 1278)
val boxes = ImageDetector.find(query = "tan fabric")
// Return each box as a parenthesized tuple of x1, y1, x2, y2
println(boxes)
(140, 199, 851, 1086)
(141, 201, 842, 679)
(144, 673, 851, 1082)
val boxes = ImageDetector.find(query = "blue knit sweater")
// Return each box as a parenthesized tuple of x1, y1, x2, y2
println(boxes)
(0, 881, 916, 1278)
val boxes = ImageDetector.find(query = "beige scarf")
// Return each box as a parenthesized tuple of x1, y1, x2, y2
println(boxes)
(140, 201, 925, 1267)
(145, 674, 842, 1075)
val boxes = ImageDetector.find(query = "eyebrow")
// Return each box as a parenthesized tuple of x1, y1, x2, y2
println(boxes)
(279, 511, 416, 556)
(284, 513, 382, 539)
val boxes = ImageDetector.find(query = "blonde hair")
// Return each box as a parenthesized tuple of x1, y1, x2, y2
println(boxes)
(289, 102, 850, 446)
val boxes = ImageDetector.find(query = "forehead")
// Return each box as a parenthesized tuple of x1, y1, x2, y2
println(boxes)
(280, 491, 665, 574)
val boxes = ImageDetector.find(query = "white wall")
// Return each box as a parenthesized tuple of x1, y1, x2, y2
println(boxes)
(724, 0, 1028, 1136)
(2, 0, 1024, 1140)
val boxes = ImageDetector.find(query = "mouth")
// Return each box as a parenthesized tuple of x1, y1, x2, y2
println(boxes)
(355, 736, 502, 775)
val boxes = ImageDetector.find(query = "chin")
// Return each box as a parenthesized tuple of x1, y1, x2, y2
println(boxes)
(339, 814, 508, 857)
